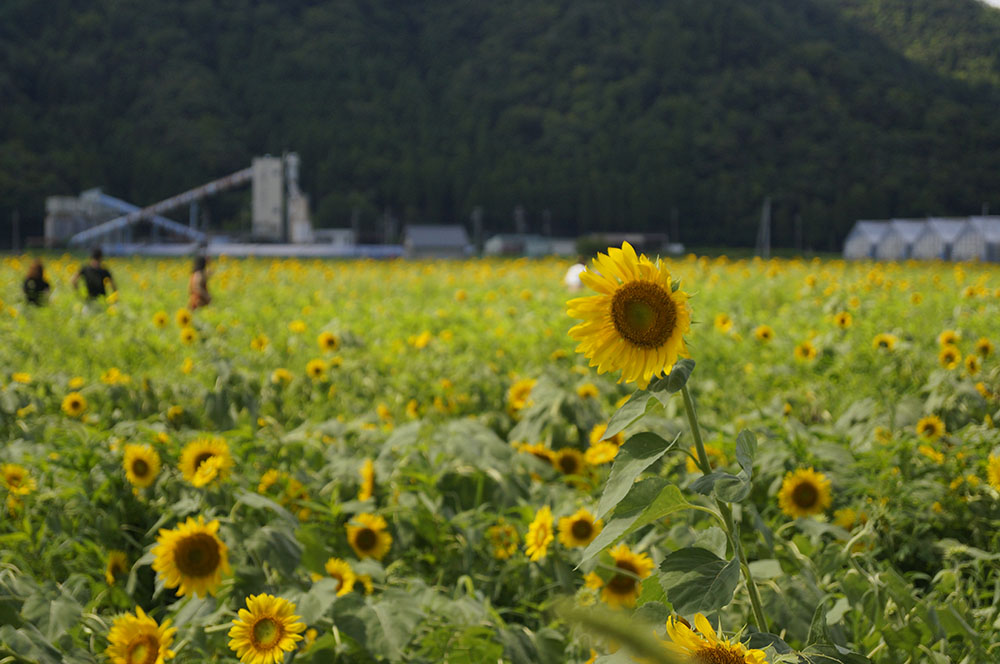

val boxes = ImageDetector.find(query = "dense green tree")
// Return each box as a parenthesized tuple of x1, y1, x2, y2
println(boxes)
(1, 0, 999, 250)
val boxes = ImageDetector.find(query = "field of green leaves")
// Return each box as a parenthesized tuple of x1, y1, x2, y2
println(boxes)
(1, 250, 998, 664)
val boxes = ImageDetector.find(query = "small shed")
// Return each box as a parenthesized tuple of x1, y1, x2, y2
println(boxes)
(910, 218, 968, 260)
(843, 220, 889, 259)
(875, 219, 925, 261)
(484, 234, 553, 256)
(951, 217, 1000, 262)
(403, 225, 471, 259)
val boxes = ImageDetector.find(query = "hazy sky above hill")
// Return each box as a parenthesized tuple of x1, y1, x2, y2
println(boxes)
(985, 0, 1000, 6)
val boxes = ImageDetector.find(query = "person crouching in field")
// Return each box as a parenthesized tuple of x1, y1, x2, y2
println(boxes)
(23, 259, 51, 305)
(72, 247, 116, 299)
(188, 256, 211, 310)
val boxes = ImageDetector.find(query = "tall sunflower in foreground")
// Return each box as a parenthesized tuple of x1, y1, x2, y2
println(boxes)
(778, 468, 832, 518)
(105, 606, 176, 664)
(151, 516, 230, 597)
(123, 444, 161, 489)
(228, 594, 306, 664)
(568, 242, 691, 386)
(663, 613, 768, 664)
(179, 437, 233, 487)
(346, 513, 392, 560)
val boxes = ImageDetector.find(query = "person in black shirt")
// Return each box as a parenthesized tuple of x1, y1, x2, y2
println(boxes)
(23, 259, 51, 305)
(72, 247, 117, 298)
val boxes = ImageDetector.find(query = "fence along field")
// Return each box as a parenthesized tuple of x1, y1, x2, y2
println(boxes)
(0, 248, 998, 663)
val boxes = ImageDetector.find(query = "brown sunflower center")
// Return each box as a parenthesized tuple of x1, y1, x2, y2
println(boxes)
(251, 616, 283, 649)
(7, 475, 22, 488)
(132, 459, 150, 477)
(694, 644, 746, 664)
(125, 634, 159, 664)
(878, 339, 889, 348)
(791, 481, 819, 508)
(193, 453, 214, 470)
(606, 560, 639, 595)
(611, 281, 677, 349)
(571, 519, 593, 541)
(355, 528, 378, 552)
(558, 454, 580, 475)
(331, 572, 345, 590)
(174, 533, 221, 577)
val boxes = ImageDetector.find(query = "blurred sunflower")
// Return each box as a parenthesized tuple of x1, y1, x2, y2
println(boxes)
(557, 508, 603, 548)
(663, 613, 767, 664)
(68, 376, 86, 390)
(123, 444, 161, 489)
(965, 354, 981, 376)
(12, 372, 31, 384)
(778, 468, 831, 518)
(567, 242, 691, 386)
(347, 513, 392, 560)
(600, 544, 654, 607)
(250, 334, 270, 351)
(288, 319, 306, 333)
(105, 606, 176, 664)
(585, 441, 620, 465)
(552, 448, 586, 477)
(61, 392, 87, 417)
(589, 423, 625, 447)
(105, 550, 128, 585)
(151, 516, 230, 597)
(517, 442, 554, 465)
(228, 594, 306, 664)
(872, 333, 897, 351)
(753, 324, 774, 343)
(916, 415, 945, 441)
(833, 311, 852, 329)
(524, 506, 554, 561)
(355, 574, 374, 595)
(317, 331, 339, 352)
(987, 454, 1000, 491)
(323, 557, 356, 596)
(487, 520, 520, 560)
(975, 337, 993, 358)
(179, 327, 197, 345)
(306, 358, 327, 381)
(576, 382, 599, 399)
(939, 345, 961, 369)
(686, 444, 726, 473)
(794, 341, 817, 362)
(1, 464, 36, 496)
(714, 313, 734, 334)
(938, 329, 960, 347)
(271, 368, 293, 385)
(179, 437, 233, 487)
(152, 311, 169, 328)
(918, 444, 945, 465)
(175, 308, 192, 327)
(507, 378, 536, 415)
(358, 459, 375, 501)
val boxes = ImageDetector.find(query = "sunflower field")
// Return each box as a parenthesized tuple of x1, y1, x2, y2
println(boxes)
(1, 248, 999, 664)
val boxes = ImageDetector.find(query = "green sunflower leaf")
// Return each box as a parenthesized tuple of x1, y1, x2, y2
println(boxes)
(603, 391, 661, 440)
(597, 432, 677, 519)
(579, 481, 691, 566)
(659, 547, 740, 615)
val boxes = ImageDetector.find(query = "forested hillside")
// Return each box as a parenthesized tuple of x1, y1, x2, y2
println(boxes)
(2, 0, 999, 249)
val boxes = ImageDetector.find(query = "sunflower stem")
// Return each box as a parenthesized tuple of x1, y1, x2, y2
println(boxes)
(680, 384, 769, 632)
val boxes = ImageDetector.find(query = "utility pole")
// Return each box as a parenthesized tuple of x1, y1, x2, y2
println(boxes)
(11, 211, 20, 252)
(471, 206, 484, 256)
(755, 197, 772, 259)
